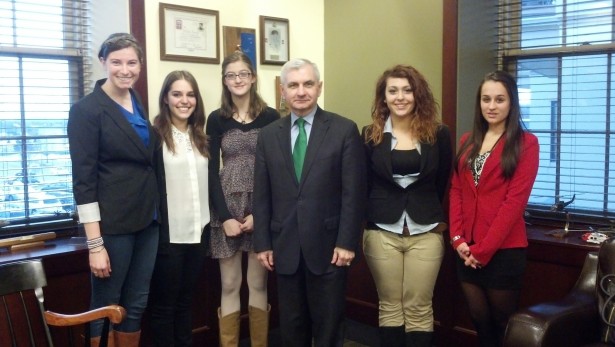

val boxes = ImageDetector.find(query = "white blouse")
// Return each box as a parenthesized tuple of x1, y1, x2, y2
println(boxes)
(163, 125, 210, 243)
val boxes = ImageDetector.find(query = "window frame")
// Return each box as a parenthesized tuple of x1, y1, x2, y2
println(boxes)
(499, 0, 615, 226)
(0, 0, 89, 238)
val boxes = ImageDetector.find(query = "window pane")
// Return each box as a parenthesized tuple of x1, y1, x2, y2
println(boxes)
(0, 56, 75, 224)
(0, 0, 88, 232)
(520, 0, 613, 49)
(22, 58, 71, 136)
(561, 55, 607, 131)
(6, 0, 64, 48)
(517, 58, 559, 207)
(516, 53, 613, 215)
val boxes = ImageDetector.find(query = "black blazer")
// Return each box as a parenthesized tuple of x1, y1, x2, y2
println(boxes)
(363, 125, 452, 225)
(68, 79, 159, 235)
(253, 107, 366, 275)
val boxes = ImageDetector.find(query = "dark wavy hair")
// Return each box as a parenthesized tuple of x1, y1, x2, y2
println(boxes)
(364, 64, 440, 145)
(454, 70, 526, 179)
(154, 70, 209, 158)
(219, 52, 267, 119)
(98, 33, 144, 63)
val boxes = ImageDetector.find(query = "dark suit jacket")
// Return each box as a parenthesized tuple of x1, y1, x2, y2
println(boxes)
(364, 125, 452, 225)
(68, 79, 159, 235)
(253, 107, 366, 275)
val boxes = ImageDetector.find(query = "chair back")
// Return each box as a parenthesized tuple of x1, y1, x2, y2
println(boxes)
(0, 258, 54, 346)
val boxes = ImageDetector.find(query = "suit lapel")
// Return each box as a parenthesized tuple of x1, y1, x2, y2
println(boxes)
(299, 108, 329, 185)
(97, 88, 151, 160)
(479, 138, 504, 180)
(275, 116, 297, 184)
(371, 134, 394, 183)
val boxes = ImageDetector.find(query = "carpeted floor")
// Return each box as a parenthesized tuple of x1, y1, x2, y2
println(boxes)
(239, 319, 378, 347)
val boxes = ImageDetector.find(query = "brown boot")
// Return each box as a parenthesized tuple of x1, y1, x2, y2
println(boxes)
(248, 304, 270, 347)
(218, 307, 240, 347)
(113, 330, 140, 347)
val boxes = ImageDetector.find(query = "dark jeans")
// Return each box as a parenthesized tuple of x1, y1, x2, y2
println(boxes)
(90, 221, 159, 335)
(276, 256, 348, 347)
(148, 236, 206, 347)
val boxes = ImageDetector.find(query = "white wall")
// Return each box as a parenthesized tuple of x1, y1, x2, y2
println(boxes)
(90, 0, 130, 85)
(143, 1, 325, 118)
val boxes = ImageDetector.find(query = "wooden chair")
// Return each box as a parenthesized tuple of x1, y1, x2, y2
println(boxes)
(0, 258, 125, 347)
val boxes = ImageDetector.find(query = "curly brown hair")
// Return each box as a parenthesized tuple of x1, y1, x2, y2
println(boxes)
(364, 64, 440, 145)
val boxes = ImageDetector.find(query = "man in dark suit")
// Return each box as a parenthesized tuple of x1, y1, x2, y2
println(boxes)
(253, 58, 366, 347)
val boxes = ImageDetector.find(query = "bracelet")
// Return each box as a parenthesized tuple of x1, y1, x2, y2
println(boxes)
(450, 235, 462, 245)
(89, 246, 105, 254)
(86, 237, 104, 250)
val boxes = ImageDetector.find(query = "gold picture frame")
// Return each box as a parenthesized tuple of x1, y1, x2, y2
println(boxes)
(159, 3, 220, 64)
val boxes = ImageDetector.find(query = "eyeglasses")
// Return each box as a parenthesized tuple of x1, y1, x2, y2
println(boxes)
(224, 71, 252, 80)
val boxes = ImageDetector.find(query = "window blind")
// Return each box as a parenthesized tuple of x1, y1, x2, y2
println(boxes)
(0, 0, 90, 233)
(497, 0, 615, 220)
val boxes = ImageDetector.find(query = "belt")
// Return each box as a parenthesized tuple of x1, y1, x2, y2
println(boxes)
(366, 222, 446, 237)
(366, 222, 411, 236)
(402, 225, 410, 236)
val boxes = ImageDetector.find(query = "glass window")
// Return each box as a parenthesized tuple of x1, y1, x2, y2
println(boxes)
(0, 0, 89, 234)
(500, 0, 615, 220)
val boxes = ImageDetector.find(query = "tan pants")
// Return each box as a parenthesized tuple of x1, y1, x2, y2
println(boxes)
(363, 228, 444, 331)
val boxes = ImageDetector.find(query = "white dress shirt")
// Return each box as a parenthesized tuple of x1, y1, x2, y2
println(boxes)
(163, 125, 210, 243)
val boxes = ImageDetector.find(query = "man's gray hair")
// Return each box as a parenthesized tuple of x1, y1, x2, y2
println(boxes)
(280, 58, 320, 85)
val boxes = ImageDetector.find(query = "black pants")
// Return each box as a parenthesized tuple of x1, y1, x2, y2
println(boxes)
(148, 240, 206, 347)
(276, 256, 348, 347)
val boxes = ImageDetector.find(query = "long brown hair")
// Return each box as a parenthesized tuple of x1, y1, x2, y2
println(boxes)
(455, 70, 526, 179)
(219, 52, 267, 119)
(364, 64, 440, 145)
(154, 70, 209, 157)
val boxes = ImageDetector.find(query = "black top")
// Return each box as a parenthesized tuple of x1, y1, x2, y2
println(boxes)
(391, 149, 420, 176)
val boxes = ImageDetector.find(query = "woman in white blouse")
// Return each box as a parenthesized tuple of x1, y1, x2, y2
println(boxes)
(149, 70, 210, 347)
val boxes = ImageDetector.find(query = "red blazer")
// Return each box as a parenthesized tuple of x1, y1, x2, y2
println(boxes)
(449, 132, 539, 265)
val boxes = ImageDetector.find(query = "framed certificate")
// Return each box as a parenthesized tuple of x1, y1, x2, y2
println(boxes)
(159, 3, 220, 64)
(260, 16, 289, 65)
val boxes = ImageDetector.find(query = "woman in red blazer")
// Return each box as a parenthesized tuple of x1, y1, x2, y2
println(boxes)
(449, 71, 539, 347)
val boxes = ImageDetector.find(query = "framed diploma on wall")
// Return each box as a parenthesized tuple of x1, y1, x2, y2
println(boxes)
(259, 16, 289, 65)
(159, 3, 220, 64)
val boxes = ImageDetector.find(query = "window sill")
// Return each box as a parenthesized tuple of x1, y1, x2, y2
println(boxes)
(0, 236, 87, 266)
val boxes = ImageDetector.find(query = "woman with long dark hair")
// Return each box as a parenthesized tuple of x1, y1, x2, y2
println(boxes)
(449, 70, 539, 347)
(149, 70, 210, 347)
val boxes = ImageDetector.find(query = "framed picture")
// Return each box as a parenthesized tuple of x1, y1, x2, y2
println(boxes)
(159, 3, 220, 64)
(275, 76, 289, 115)
(260, 16, 289, 65)
(222, 26, 257, 66)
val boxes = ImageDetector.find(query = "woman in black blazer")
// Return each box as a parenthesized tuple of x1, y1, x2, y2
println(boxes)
(67, 33, 159, 347)
(363, 65, 452, 347)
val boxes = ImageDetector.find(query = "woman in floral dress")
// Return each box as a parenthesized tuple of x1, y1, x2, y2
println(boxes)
(206, 51, 279, 347)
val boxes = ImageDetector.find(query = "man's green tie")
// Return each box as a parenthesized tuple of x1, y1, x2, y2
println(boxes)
(293, 118, 307, 180)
